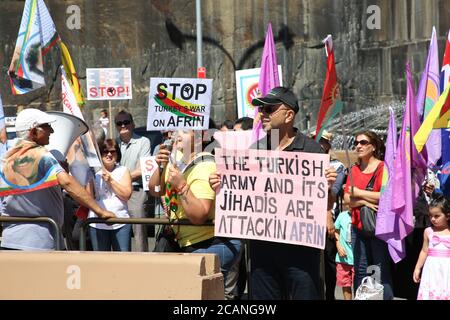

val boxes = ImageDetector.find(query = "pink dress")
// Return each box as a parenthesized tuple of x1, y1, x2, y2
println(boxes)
(417, 227, 450, 300)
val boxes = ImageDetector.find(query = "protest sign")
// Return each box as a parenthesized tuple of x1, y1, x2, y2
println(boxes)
(86, 68, 132, 100)
(235, 66, 282, 119)
(140, 156, 158, 191)
(147, 77, 212, 130)
(214, 148, 329, 249)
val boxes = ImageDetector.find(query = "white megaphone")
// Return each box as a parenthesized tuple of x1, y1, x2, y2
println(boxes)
(46, 111, 89, 161)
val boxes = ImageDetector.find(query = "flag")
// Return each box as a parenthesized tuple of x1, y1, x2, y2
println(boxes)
(0, 95, 6, 155)
(440, 30, 450, 93)
(252, 23, 279, 143)
(61, 66, 84, 119)
(414, 83, 450, 152)
(439, 29, 450, 197)
(60, 41, 84, 106)
(375, 107, 405, 262)
(315, 35, 343, 142)
(391, 63, 427, 260)
(415, 27, 440, 167)
(0, 94, 5, 136)
(8, 0, 59, 95)
(61, 66, 102, 169)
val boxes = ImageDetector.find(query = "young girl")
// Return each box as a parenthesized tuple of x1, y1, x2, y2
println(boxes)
(413, 194, 450, 300)
(334, 210, 354, 300)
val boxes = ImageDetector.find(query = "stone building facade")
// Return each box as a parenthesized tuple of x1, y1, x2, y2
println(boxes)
(0, 0, 449, 134)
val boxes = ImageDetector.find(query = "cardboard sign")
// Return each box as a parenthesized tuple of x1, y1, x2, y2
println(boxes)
(235, 66, 282, 119)
(140, 156, 158, 191)
(147, 77, 212, 130)
(86, 68, 132, 100)
(214, 148, 329, 249)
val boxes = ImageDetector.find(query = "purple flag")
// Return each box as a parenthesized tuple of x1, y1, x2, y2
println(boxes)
(375, 107, 404, 261)
(391, 63, 427, 261)
(415, 27, 441, 167)
(252, 23, 280, 143)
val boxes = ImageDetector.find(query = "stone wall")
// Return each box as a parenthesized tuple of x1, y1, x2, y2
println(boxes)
(0, 0, 449, 133)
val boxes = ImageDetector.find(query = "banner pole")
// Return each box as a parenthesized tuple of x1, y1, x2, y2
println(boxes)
(109, 100, 113, 139)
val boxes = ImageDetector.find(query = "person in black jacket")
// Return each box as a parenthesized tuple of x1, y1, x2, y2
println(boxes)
(210, 87, 337, 299)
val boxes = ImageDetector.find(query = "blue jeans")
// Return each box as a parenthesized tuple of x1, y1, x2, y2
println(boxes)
(352, 227, 394, 300)
(90, 225, 132, 252)
(193, 239, 241, 281)
(249, 240, 321, 300)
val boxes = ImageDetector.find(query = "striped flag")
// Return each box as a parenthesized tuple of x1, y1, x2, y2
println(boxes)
(315, 35, 343, 142)
(414, 30, 450, 153)
(415, 27, 440, 167)
(414, 84, 450, 152)
(8, 0, 59, 95)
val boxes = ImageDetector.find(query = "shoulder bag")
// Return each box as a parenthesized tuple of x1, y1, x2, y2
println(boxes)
(359, 165, 380, 237)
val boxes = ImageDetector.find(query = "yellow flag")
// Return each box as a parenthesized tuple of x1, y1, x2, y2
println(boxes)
(60, 41, 84, 106)
(414, 83, 450, 152)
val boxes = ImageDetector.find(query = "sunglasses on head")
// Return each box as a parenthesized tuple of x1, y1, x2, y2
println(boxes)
(115, 120, 131, 126)
(258, 104, 285, 115)
(353, 139, 370, 147)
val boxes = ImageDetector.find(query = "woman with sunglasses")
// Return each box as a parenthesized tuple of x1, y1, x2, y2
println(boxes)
(343, 130, 393, 299)
(86, 139, 132, 251)
(149, 124, 241, 291)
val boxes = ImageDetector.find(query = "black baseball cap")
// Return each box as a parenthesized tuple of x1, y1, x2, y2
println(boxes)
(251, 86, 299, 113)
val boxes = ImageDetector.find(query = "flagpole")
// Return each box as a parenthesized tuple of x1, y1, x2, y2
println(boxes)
(196, 0, 203, 71)
(339, 108, 353, 186)
(108, 100, 113, 139)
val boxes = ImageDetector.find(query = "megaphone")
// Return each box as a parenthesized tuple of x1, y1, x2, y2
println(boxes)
(46, 111, 89, 161)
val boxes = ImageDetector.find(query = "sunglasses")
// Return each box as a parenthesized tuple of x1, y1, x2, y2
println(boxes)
(115, 120, 131, 126)
(353, 139, 370, 147)
(37, 123, 52, 129)
(102, 149, 117, 155)
(258, 104, 285, 115)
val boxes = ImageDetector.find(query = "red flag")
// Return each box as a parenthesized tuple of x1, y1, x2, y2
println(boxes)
(315, 35, 343, 142)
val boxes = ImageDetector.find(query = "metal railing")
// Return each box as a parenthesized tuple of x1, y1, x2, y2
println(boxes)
(0, 216, 62, 250)
(79, 217, 214, 251)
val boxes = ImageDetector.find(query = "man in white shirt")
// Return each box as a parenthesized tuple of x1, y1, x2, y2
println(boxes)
(115, 110, 151, 251)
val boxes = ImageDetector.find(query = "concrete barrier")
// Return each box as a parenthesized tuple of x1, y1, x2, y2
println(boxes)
(0, 251, 224, 300)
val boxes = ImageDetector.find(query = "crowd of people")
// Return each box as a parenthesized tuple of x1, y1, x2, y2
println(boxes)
(1, 87, 449, 301)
